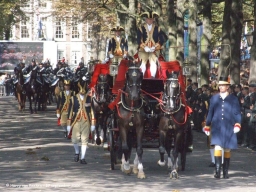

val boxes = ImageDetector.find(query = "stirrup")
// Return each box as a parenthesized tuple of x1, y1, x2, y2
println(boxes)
(22, 91, 26, 94)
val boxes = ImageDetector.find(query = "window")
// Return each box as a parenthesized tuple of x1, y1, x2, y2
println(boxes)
(88, 25, 92, 40)
(39, 0, 47, 8)
(71, 51, 80, 65)
(55, 18, 64, 39)
(57, 50, 64, 62)
(21, 18, 30, 38)
(72, 19, 80, 39)
(21, 0, 30, 8)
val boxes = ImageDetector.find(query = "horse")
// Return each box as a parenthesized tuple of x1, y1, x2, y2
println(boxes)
(116, 61, 146, 178)
(91, 74, 112, 148)
(52, 67, 66, 104)
(157, 70, 190, 179)
(13, 66, 26, 111)
(24, 65, 39, 114)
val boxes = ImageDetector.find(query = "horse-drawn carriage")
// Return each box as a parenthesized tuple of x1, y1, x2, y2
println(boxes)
(90, 57, 193, 179)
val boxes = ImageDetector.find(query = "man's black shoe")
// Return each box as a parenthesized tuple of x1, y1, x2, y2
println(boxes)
(74, 154, 79, 162)
(208, 162, 215, 167)
(80, 159, 87, 164)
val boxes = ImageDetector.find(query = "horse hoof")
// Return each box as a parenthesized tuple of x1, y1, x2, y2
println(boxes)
(132, 167, 139, 175)
(137, 172, 146, 179)
(122, 164, 131, 174)
(157, 160, 166, 167)
(103, 142, 108, 149)
(170, 171, 179, 179)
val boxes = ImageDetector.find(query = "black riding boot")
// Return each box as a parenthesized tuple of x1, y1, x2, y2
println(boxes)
(223, 158, 230, 179)
(214, 156, 221, 179)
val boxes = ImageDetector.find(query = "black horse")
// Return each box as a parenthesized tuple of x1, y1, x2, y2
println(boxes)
(91, 74, 112, 147)
(24, 65, 39, 114)
(116, 61, 146, 178)
(157, 71, 190, 179)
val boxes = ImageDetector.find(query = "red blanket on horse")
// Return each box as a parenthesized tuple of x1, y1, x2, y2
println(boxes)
(89, 63, 110, 88)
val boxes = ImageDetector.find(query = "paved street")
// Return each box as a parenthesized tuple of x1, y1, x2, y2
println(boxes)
(0, 96, 256, 192)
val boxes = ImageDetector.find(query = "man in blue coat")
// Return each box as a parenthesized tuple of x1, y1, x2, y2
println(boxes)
(203, 76, 241, 179)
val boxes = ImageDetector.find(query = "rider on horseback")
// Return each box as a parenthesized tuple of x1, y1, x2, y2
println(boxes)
(14, 62, 26, 94)
(137, 10, 167, 78)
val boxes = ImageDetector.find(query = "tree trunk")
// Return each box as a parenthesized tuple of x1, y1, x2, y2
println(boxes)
(218, 0, 232, 79)
(188, 0, 198, 82)
(126, 0, 137, 56)
(200, 0, 212, 86)
(167, 0, 177, 61)
(176, 0, 185, 64)
(249, 0, 256, 84)
(230, 0, 243, 85)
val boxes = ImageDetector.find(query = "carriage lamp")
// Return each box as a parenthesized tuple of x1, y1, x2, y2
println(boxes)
(109, 57, 118, 76)
(183, 58, 191, 76)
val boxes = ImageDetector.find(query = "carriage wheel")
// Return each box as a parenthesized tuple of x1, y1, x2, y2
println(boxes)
(109, 130, 115, 170)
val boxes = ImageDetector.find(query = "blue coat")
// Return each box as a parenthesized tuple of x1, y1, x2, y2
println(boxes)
(206, 93, 241, 149)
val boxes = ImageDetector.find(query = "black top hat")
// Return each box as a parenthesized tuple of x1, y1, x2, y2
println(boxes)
(140, 10, 159, 19)
(110, 26, 125, 32)
(218, 76, 230, 85)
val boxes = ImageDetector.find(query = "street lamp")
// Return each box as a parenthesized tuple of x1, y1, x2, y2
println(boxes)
(244, 32, 253, 46)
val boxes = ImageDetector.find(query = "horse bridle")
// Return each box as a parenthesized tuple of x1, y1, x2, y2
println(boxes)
(94, 80, 109, 103)
(126, 67, 142, 94)
(162, 77, 182, 114)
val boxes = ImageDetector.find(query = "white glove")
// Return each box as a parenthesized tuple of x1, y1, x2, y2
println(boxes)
(150, 46, 156, 52)
(203, 127, 210, 136)
(144, 46, 151, 52)
(109, 54, 114, 59)
(56, 114, 60, 118)
(103, 58, 109, 63)
(234, 126, 240, 133)
(67, 125, 71, 134)
(91, 125, 96, 132)
(123, 54, 127, 58)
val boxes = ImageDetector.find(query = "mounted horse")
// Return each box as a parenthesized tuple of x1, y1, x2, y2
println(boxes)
(23, 65, 39, 114)
(51, 67, 66, 103)
(157, 70, 192, 179)
(115, 60, 146, 178)
(13, 64, 26, 111)
(91, 74, 112, 147)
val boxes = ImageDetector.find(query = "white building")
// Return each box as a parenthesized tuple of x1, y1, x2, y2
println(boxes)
(10, 0, 93, 68)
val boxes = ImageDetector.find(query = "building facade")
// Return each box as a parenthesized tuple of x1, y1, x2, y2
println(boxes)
(10, 0, 93, 68)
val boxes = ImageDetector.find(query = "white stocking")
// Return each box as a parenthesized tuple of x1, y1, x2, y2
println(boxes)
(73, 143, 80, 154)
(80, 145, 87, 159)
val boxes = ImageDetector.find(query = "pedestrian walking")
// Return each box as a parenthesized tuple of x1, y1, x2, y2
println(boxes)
(203, 76, 241, 179)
